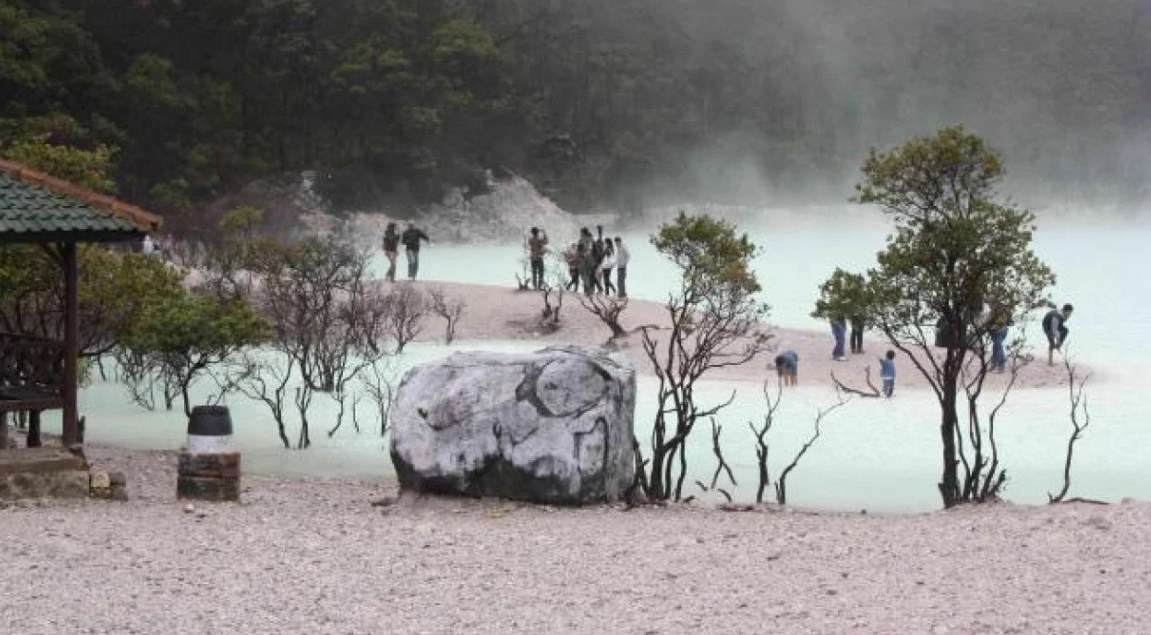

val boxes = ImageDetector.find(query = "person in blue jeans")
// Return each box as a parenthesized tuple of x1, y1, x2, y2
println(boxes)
(830, 316, 848, 361)
(990, 325, 1010, 372)
(880, 350, 896, 397)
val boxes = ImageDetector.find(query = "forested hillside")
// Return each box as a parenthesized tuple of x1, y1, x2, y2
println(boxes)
(2, 0, 1148, 229)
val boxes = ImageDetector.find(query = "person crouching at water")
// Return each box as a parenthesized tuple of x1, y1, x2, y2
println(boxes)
(600, 242, 616, 295)
(527, 226, 549, 290)
(830, 316, 848, 361)
(613, 237, 629, 298)
(774, 351, 799, 386)
(1043, 303, 1073, 366)
(880, 349, 896, 397)
(401, 223, 430, 280)
(382, 222, 400, 282)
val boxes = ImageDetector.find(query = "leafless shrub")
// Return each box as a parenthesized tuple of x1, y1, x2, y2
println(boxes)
(360, 359, 397, 437)
(236, 352, 295, 449)
(708, 418, 737, 491)
(386, 284, 428, 354)
(579, 294, 629, 340)
(1049, 354, 1092, 504)
(747, 376, 783, 504)
(775, 392, 849, 505)
(428, 287, 466, 345)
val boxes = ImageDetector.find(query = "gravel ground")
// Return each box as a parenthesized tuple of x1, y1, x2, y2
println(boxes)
(1, 445, 1148, 634)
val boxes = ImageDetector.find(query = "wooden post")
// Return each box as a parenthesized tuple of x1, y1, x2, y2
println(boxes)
(27, 411, 41, 447)
(61, 242, 79, 447)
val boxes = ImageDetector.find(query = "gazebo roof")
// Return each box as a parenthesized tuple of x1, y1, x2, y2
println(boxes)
(0, 158, 161, 244)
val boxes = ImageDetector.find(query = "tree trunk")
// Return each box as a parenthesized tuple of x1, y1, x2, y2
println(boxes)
(938, 382, 961, 508)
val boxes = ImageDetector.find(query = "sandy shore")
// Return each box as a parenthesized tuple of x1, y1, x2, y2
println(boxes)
(405, 280, 1079, 391)
(1, 444, 1146, 634)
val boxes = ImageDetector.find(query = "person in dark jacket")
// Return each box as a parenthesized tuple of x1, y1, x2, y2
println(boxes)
(401, 223, 430, 280)
(1043, 303, 1073, 366)
(849, 315, 865, 354)
(590, 225, 606, 294)
(382, 222, 400, 282)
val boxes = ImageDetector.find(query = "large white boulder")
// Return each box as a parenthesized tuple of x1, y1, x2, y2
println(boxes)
(390, 346, 636, 504)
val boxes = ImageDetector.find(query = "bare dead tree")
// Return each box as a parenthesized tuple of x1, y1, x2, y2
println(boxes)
(1049, 355, 1092, 504)
(775, 392, 849, 505)
(237, 352, 295, 449)
(708, 418, 737, 490)
(428, 287, 466, 345)
(360, 358, 397, 437)
(578, 294, 629, 340)
(386, 284, 428, 354)
(113, 347, 181, 412)
(747, 376, 783, 504)
(830, 366, 882, 398)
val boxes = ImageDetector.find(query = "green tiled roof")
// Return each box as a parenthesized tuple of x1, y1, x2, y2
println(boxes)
(0, 171, 142, 238)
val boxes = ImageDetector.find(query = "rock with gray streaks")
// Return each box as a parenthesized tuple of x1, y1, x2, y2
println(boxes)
(390, 346, 635, 505)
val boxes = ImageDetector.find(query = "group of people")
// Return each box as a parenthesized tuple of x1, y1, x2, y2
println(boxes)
(382, 222, 431, 282)
(774, 348, 898, 398)
(560, 225, 630, 298)
(828, 316, 867, 362)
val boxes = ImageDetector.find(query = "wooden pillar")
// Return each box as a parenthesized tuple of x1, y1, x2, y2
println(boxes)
(61, 242, 79, 447)
(27, 410, 41, 447)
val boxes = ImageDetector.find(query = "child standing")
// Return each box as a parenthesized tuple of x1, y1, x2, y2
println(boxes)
(879, 350, 896, 398)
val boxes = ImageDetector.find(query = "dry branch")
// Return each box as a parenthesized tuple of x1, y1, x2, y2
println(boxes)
(1048, 355, 1092, 503)
(830, 366, 881, 398)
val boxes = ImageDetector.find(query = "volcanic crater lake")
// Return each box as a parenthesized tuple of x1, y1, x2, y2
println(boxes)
(40, 212, 1151, 512)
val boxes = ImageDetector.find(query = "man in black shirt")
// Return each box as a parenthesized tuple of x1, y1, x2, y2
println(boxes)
(401, 223, 430, 280)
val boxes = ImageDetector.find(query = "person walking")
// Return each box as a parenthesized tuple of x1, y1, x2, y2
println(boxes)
(1043, 303, 1073, 366)
(527, 227, 549, 290)
(880, 350, 897, 397)
(382, 222, 400, 282)
(613, 236, 630, 298)
(849, 315, 865, 354)
(600, 242, 616, 295)
(401, 223, 430, 280)
(831, 316, 848, 361)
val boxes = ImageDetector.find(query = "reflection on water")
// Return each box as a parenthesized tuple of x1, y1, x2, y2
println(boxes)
(41, 220, 1151, 512)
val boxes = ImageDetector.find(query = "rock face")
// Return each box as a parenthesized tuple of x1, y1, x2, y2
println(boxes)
(390, 346, 636, 505)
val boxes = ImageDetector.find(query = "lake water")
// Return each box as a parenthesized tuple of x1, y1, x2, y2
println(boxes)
(38, 211, 1151, 512)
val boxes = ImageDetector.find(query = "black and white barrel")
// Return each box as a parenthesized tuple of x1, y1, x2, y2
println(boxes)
(186, 406, 233, 454)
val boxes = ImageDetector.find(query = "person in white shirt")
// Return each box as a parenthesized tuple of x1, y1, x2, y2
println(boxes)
(613, 237, 630, 298)
(142, 234, 156, 256)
